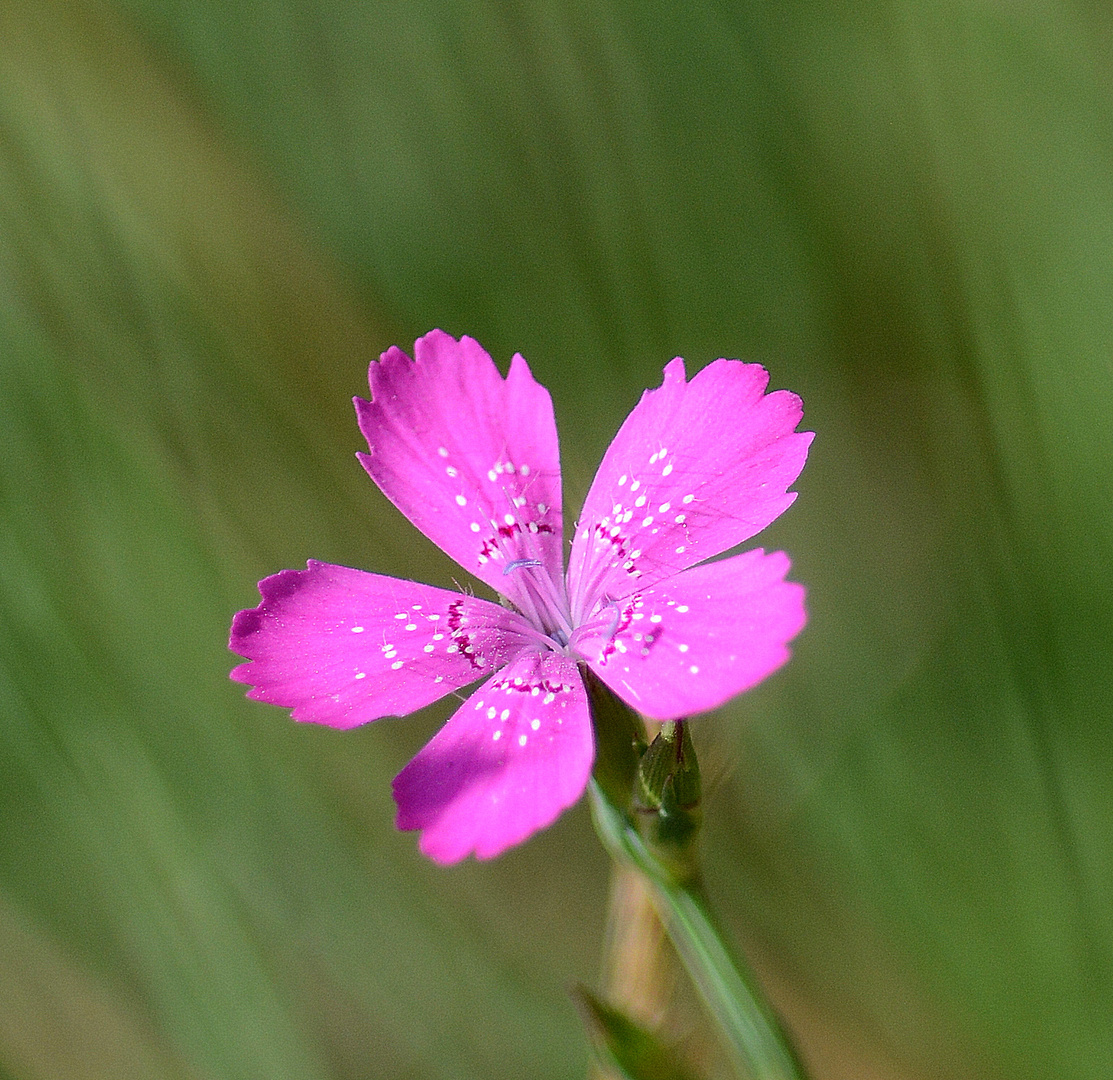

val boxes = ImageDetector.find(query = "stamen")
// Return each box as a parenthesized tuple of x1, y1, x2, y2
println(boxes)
(503, 558, 543, 576)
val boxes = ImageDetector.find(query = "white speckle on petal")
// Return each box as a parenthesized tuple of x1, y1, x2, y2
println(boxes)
(676, 545, 686, 554)
(618, 474, 627, 486)
(662, 463, 674, 476)
(682, 493, 694, 504)
(635, 494, 647, 508)
(423, 644, 434, 653)
(518, 734, 528, 747)
(434, 675, 444, 683)
(391, 660, 404, 670)
(446, 466, 458, 478)
(404, 623, 417, 631)
(351, 626, 364, 633)
(470, 522, 480, 532)
(455, 494, 467, 506)
(500, 709, 510, 721)
(504, 513, 516, 526)
(543, 692, 556, 705)
(531, 718, 541, 731)
(487, 469, 498, 482)
(394, 613, 407, 620)
(493, 730, 502, 741)
(437, 446, 448, 457)
(659, 502, 671, 513)
(355, 672, 366, 679)
(679, 643, 689, 653)
(520, 464, 531, 476)
(677, 605, 689, 613)
(674, 513, 686, 524)
(689, 665, 699, 674)
(642, 517, 654, 527)
(650, 614, 662, 623)
(630, 479, 641, 492)
(487, 707, 497, 719)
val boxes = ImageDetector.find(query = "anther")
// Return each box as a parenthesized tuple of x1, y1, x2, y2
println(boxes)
(502, 558, 543, 576)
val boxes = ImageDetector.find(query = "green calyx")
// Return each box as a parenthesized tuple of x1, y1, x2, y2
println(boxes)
(583, 668, 703, 882)
(634, 721, 702, 882)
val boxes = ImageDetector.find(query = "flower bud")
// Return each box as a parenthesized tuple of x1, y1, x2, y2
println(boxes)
(635, 721, 702, 879)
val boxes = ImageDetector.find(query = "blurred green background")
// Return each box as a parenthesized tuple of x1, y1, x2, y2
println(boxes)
(2, 0, 1112, 1077)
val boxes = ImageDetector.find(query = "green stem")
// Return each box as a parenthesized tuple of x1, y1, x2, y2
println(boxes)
(588, 779, 809, 1080)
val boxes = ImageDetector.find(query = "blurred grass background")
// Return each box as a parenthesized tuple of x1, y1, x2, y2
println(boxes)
(2, 0, 1112, 1077)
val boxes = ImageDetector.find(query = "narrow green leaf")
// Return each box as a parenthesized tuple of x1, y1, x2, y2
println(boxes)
(572, 985, 700, 1080)
(590, 781, 807, 1080)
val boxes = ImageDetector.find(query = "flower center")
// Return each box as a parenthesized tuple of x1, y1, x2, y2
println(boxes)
(497, 545, 573, 644)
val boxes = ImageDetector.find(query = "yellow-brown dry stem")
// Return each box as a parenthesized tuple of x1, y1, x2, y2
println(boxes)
(588, 860, 673, 1079)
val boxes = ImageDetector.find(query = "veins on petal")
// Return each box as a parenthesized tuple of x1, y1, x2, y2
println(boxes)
(567, 592, 664, 671)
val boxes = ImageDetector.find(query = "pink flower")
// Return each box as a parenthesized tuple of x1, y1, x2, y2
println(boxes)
(230, 331, 812, 863)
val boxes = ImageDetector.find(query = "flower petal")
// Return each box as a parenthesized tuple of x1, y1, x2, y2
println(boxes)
(355, 330, 568, 636)
(392, 651, 592, 862)
(229, 560, 537, 728)
(576, 549, 806, 721)
(567, 358, 812, 623)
